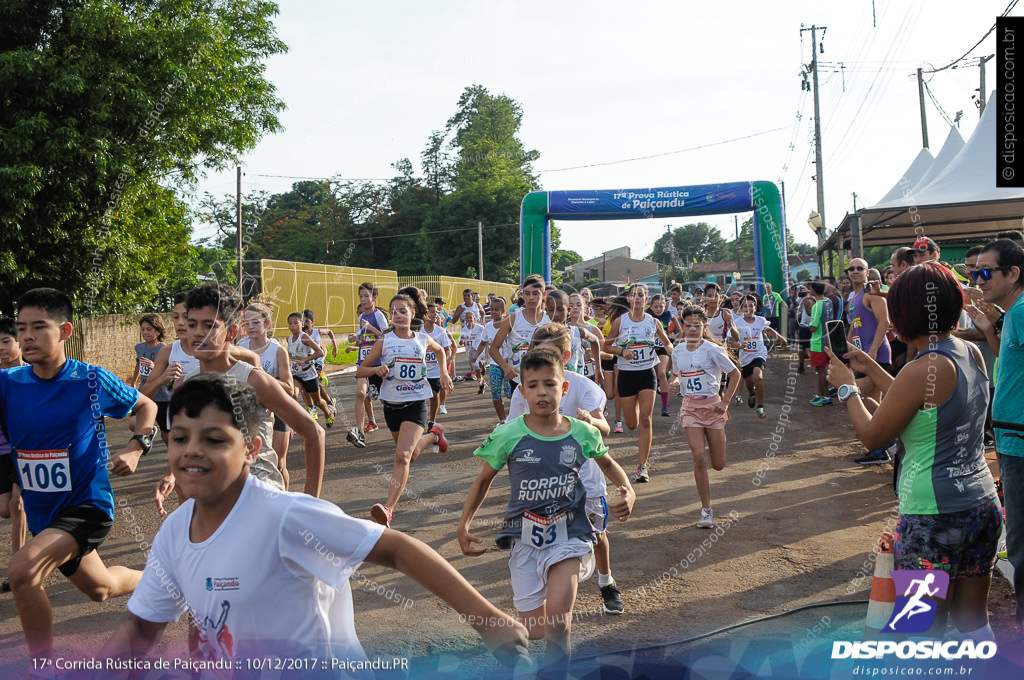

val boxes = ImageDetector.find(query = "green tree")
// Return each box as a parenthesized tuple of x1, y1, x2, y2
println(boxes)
(0, 0, 286, 315)
(649, 222, 730, 269)
(416, 85, 540, 283)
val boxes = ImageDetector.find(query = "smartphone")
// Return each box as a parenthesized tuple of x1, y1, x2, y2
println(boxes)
(824, 320, 848, 355)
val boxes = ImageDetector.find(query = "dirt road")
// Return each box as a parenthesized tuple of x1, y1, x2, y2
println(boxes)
(0, 352, 1016, 677)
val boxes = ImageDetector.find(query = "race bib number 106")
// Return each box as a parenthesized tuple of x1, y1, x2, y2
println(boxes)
(18, 449, 72, 493)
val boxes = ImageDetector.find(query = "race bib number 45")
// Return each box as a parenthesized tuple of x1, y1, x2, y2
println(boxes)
(18, 449, 72, 493)
(522, 509, 569, 548)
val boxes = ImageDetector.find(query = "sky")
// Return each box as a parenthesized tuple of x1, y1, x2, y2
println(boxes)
(194, 0, 1007, 265)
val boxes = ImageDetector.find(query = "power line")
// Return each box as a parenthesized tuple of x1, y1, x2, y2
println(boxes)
(921, 0, 1014, 75)
(327, 222, 516, 245)
(536, 127, 788, 173)
(248, 173, 394, 182)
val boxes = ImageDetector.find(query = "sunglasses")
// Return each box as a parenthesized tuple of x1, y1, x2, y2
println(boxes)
(846, 266, 866, 272)
(969, 267, 1012, 281)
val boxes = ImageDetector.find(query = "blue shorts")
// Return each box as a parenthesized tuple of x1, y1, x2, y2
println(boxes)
(489, 365, 512, 401)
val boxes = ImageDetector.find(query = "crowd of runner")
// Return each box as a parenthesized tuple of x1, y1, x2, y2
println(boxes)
(0, 230, 1022, 675)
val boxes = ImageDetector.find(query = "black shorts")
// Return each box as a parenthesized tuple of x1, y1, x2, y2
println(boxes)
(427, 378, 442, 395)
(854, 363, 891, 380)
(617, 367, 658, 398)
(654, 346, 669, 358)
(600, 358, 616, 372)
(0, 454, 16, 495)
(766, 316, 780, 332)
(154, 401, 170, 434)
(741, 358, 766, 378)
(272, 414, 289, 433)
(797, 327, 812, 347)
(382, 400, 429, 433)
(296, 376, 320, 394)
(41, 504, 113, 577)
(368, 374, 383, 391)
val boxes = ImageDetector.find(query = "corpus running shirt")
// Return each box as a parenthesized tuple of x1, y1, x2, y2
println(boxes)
(0, 360, 138, 533)
(614, 313, 659, 371)
(671, 340, 736, 398)
(474, 416, 607, 549)
(896, 337, 997, 514)
(506, 370, 608, 499)
(378, 332, 431, 403)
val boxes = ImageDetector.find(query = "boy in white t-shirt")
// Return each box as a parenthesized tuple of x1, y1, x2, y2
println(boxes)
(101, 373, 529, 673)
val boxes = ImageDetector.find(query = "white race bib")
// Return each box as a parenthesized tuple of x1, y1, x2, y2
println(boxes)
(18, 449, 72, 493)
(358, 346, 372, 362)
(852, 335, 863, 350)
(626, 343, 651, 367)
(521, 509, 569, 548)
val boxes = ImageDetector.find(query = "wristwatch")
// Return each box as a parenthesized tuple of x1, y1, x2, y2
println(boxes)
(129, 426, 158, 456)
(837, 384, 862, 403)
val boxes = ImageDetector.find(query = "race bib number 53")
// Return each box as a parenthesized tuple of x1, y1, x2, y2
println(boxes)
(522, 509, 569, 548)
(18, 449, 72, 493)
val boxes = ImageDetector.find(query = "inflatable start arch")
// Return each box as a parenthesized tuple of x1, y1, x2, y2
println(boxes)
(520, 181, 788, 293)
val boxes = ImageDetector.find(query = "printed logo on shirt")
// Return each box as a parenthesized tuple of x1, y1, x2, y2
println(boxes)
(516, 449, 542, 464)
(205, 577, 240, 591)
(559, 444, 578, 466)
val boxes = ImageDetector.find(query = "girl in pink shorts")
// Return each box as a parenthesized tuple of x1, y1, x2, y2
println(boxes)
(668, 307, 742, 529)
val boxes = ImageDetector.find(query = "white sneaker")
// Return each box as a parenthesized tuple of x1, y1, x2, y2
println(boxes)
(634, 464, 649, 483)
(697, 507, 714, 528)
(438, 405, 448, 415)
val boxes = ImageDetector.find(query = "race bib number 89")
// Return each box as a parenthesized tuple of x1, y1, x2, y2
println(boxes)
(18, 449, 72, 493)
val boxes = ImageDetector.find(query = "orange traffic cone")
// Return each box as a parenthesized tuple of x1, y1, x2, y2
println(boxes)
(864, 532, 897, 637)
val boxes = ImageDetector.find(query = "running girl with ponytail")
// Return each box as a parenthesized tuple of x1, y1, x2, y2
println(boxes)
(356, 287, 451, 528)
(602, 284, 673, 483)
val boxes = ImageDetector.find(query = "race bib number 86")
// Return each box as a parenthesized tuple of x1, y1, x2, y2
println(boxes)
(18, 449, 72, 493)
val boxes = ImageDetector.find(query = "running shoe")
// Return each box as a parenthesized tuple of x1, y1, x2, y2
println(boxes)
(757, 406, 766, 419)
(306, 405, 318, 420)
(600, 582, 624, 615)
(734, 395, 744, 405)
(614, 421, 624, 433)
(325, 410, 334, 428)
(997, 549, 1009, 560)
(855, 449, 891, 466)
(813, 397, 834, 407)
(464, 372, 474, 381)
(661, 407, 670, 417)
(495, 419, 505, 427)
(696, 508, 714, 528)
(438, 405, 448, 415)
(347, 427, 366, 449)
(370, 503, 392, 528)
(430, 423, 449, 453)
(797, 364, 805, 374)
(320, 372, 329, 388)
(364, 420, 379, 433)
(748, 394, 756, 409)
(478, 381, 485, 394)
(635, 464, 649, 483)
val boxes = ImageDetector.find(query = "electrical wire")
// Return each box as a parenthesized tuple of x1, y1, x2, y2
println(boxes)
(924, 80, 955, 127)
(922, 0, 1014, 75)
(536, 127, 788, 173)
(324, 222, 516, 245)
(575, 599, 871, 660)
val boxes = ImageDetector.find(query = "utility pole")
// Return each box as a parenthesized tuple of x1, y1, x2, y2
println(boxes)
(477, 222, 484, 281)
(852, 192, 858, 212)
(979, 54, 994, 117)
(236, 166, 243, 292)
(917, 68, 929, 148)
(802, 24, 828, 254)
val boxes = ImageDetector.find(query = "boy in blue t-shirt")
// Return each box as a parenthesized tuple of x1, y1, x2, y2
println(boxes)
(0, 288, 157, 664)
(458, 347, 635, 672)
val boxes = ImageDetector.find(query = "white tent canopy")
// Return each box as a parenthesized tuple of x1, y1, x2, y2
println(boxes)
(872, 146, 934, 207)
(826, 92, 1024, 252)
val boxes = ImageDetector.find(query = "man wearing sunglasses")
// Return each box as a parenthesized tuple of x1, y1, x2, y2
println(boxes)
(911, 236, 941, 264)
(975, 238, 1024, 630)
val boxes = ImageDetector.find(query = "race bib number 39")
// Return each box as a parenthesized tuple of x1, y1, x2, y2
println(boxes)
(522, 509, 569, 548)
(18, 449, 72, 493)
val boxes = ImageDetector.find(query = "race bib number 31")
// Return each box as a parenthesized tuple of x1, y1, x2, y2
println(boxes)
(18, 449, 72, 493)
(522, 509, 569, 548)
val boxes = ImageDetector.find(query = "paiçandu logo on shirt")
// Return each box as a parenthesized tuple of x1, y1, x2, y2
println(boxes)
(559, 444, 578, 466)
(206, 577, 240, 591)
